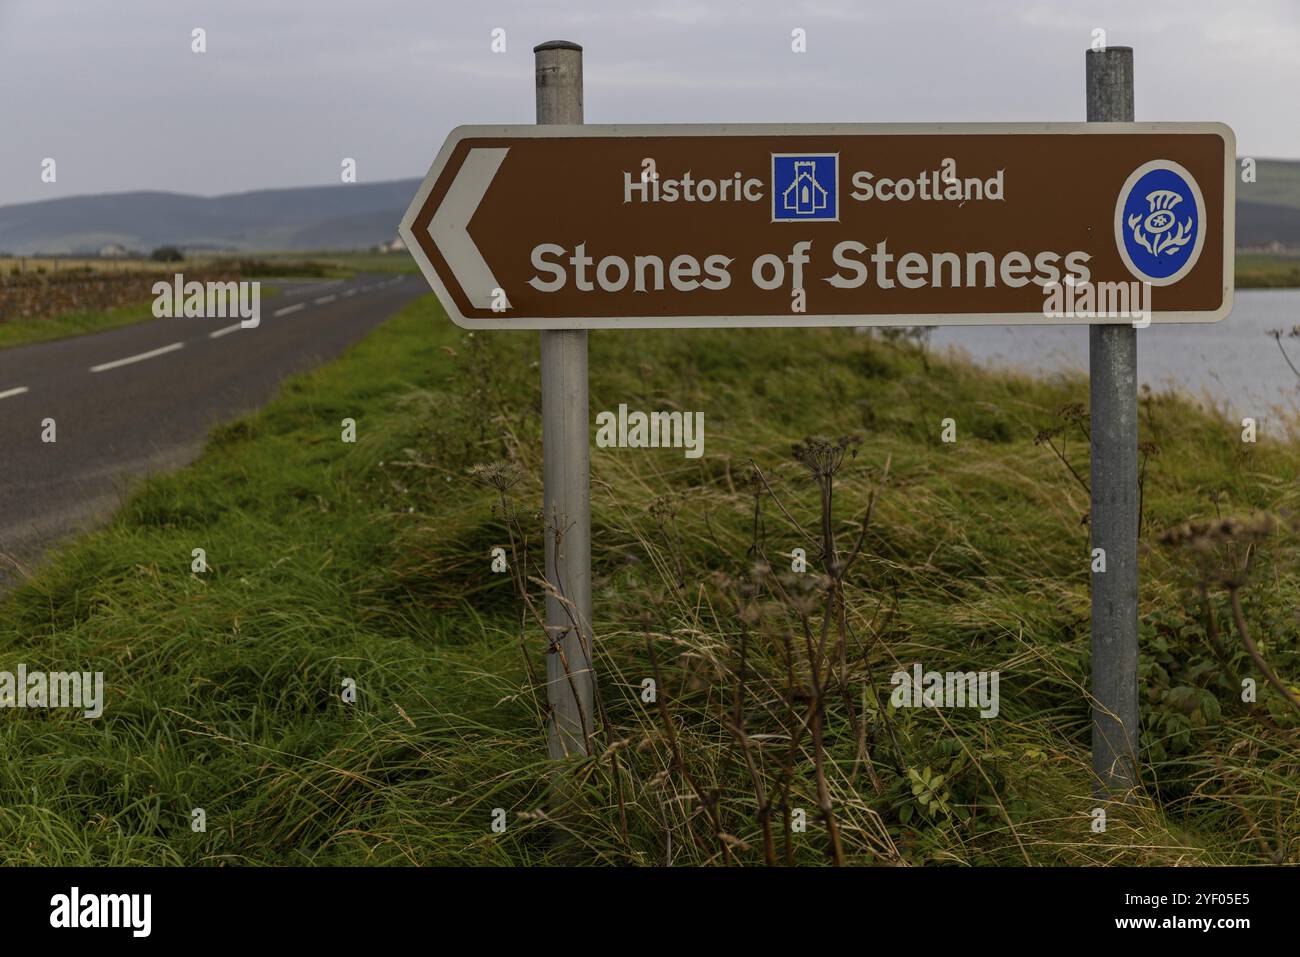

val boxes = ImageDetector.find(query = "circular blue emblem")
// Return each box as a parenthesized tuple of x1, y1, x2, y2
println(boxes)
(1114, 160, 1205, 286)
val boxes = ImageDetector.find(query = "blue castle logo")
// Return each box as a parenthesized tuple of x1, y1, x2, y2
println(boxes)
(772, 153, 838, 222)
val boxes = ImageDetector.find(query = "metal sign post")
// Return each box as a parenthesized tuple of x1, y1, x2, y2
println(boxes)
(535, 41, 595, 760)
(1087, 46, 1139, 793)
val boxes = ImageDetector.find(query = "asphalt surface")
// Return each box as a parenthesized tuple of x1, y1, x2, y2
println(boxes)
(0, 273, 425, 586)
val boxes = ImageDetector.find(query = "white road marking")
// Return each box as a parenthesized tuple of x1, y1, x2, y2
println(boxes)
(343, 288, 357, 297)
(314, 295, 337, 305)
(0, 386, 30, 400)
(90, 341, 183, 373)
(274, 303, 306, 317)
(209, 323, 243, 339)
(287, 278, 343, 296)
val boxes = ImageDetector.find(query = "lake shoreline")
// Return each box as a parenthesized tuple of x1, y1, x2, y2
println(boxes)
(930, 288, 1300, 423)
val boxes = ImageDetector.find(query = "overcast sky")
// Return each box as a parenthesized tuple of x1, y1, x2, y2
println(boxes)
(3, 0, 1296, 206)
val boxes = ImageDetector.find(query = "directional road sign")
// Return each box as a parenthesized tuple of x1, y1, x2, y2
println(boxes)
(400, 123, 1235, 329)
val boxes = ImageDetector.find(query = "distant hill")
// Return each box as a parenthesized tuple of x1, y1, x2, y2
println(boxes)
(0, 179, 421, 255)
(1238, 159, 1300, 247)
(1, 159, 1298, 255)
(1238, 200, 1300, 247)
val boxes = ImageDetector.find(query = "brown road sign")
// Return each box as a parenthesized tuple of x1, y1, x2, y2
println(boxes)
(399, 123, 1235, 329)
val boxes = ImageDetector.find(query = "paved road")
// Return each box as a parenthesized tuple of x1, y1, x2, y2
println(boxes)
(0, 273, 424, 586)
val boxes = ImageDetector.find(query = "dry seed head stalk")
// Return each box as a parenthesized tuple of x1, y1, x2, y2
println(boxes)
(466, 460, 522, 492)
(648, 494, 678, 523)
(791, 435, 861, 478)
(1157, 513, 1278, 550)
(1057, 402, 1087, 426)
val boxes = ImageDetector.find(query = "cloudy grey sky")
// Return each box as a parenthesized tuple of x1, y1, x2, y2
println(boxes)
(3, 0, 1297, 206)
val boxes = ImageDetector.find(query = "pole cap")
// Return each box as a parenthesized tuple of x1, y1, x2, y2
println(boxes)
(534, 40, 583, 53)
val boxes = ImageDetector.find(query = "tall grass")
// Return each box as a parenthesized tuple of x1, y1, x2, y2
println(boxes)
(0, 297, 1295, 865)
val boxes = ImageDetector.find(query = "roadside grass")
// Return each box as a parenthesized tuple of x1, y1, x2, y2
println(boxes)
(0, 296, 1296, 865)
(0, 284, 287, 350)
(0, 300, 163, 350)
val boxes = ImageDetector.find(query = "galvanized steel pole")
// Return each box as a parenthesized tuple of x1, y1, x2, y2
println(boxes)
(535, 41, 595, 759)
(1086, 46, 1139, 793)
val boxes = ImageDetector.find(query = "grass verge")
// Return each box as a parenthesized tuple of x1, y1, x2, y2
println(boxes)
(0, 284, 285, 350)
(0, 300, 164, 350)
(0, 296, 1296, 865)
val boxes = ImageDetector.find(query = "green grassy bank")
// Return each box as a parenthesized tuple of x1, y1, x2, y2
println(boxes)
(0, 297, 1296, 865)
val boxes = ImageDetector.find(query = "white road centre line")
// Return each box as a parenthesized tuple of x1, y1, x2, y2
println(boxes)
(209, 323, 243, 339)
(314, 295, 337, 305)
(90, 341, 184, 373)
(274, 303, 306, 317)
(0, 386, 30, 400)
(343, 288, 357, 297)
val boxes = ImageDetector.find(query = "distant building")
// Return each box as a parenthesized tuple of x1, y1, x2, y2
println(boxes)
(374, 236, 406, 254)
(99, 243, 129, 258)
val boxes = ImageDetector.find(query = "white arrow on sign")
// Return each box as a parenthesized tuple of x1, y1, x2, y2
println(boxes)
(427, 147, 509, 310)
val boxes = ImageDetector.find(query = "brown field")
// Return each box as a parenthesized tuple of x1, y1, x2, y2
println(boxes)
(0, 257, 176, 275)
(0, 255, 363, 325)
(0, 268, 243, 322)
